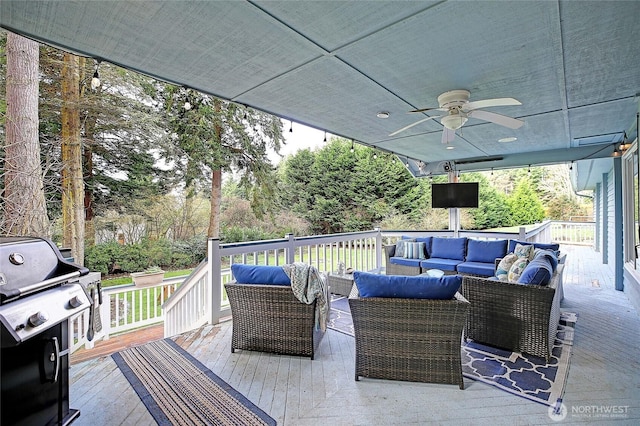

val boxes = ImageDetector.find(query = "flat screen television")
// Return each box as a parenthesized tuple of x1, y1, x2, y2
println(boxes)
(431, 182, 479, 208)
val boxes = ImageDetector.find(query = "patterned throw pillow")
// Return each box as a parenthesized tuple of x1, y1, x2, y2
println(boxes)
(514, 243, 534, 260)
(508, 257, 530, 282)
(495, 253, 518, 281)
(395, 239, 415, 257)
(403, 241, 426, 259)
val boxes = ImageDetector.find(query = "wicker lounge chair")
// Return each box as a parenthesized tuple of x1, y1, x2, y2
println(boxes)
(461, 263, 564, 361)
(348, 292, 470, 389)
(225, 283, 324, 359)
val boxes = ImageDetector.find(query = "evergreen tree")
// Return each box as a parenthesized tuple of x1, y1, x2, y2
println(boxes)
(158, 86, 284, 237)
(507, 177, 546, 224)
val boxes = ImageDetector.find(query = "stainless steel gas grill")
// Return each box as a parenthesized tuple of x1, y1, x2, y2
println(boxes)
(0, 237, 92, 426)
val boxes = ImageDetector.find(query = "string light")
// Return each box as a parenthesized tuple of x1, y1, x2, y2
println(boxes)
(491, 168, 494, 176)
(323, 131, 327, 142)
(350, 140, 354, 153)
(373, 152, 378, 159)
(569, 162, 573, 171)
(289, 121, 293, 133)
(528, 165, 531, 174)
(90, 59, 101, 90)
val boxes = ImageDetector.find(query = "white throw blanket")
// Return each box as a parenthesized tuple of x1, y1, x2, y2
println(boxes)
(283, 263, 329, 332)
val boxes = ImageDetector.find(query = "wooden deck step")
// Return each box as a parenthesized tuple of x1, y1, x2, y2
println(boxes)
(70, 324, 164, 364)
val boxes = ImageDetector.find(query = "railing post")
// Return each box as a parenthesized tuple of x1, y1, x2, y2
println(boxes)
(209, 238, 222, 325)
(519, 227, 527, 241)
(375, 228, 383, 273)
(285, 233, 295, 264)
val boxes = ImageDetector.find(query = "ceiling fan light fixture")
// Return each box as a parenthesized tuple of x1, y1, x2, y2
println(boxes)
(376, 111, 390, 119)
(446, 145, 455, 150)
(441, 114, 468, 130)
(498, 137, 518, 143)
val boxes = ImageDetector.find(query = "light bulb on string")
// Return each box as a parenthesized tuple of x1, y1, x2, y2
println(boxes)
(350, 140, 354, 153)
(90, 59, 101, 90)
(323, 131, 327, 142)
(289, 121, 293, 133)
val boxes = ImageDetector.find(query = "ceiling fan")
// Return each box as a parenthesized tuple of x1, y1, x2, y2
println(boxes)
(389, 90, 524, 144)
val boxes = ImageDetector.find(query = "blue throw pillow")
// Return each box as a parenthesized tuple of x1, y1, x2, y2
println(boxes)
(430, 237, 467, 261)
(403, 241, 426, 259)
(231, 264, 291, 285)
(508, 239, 560, 253)
(353, 271, 461, 299)
(517, 257, 553, 286)
(414, 237, 433, 257)
(395, 238, 415, 257)
(466, 239, 508, 263)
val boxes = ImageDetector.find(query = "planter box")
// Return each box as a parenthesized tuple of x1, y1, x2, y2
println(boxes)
(130, 270, 165, 288)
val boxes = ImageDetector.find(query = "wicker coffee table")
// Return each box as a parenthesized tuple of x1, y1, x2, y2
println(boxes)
(327, 273, 355, 297)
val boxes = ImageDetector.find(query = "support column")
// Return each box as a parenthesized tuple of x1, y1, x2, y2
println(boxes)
(209, 238, 222, 324)
(613, 158, 624, 291)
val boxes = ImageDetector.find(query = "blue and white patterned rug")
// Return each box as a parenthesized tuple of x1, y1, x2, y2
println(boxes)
(328, 295, 576, 408)
(461, 311, 577, 408)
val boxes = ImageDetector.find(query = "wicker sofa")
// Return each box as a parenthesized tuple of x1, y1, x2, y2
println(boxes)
(349, 272, 470, 389)
(461, 262, 564, 360)
(385, 237, 562, 278)
(384, 236, 509, 277)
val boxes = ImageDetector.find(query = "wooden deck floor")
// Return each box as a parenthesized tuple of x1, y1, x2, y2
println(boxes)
(69, 245, 640, 425)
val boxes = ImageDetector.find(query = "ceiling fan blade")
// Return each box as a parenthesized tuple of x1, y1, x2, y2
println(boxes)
(409, 106, 446, 113)
(389, 115, 441, 136)
(441, 127, 456, 144)
(468, 109, 524, 129)
(463, 97, 521, 112)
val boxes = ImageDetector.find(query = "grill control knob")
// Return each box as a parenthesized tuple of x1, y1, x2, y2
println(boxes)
(68, 295, 84, 309)
(28, 311, 49, 327)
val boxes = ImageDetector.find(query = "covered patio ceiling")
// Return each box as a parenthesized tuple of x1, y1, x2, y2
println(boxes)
(1, 1, 639, 188)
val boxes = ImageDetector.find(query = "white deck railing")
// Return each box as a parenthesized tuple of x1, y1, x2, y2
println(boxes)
(550, 220, 595, 246)
(73, 221, 590, 351)
(69, 278, 181, 353)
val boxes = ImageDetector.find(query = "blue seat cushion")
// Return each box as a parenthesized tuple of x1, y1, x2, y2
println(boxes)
(466, 239, 508, 263)
(517, 257, 553, 286)
(389, 257, 422, 267)
(430, 237, 467, 261)
(353, 271, 461, 299)
(420, 258, 463, 272)
(231, 264, 291, 285)
(456, 261, 495, 277)
(508, 239, 560, 253)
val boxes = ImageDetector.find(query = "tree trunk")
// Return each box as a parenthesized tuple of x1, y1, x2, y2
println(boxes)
(207, 100, 223, 239)
(83, 105, 97, 246)
(61, 53, 85, 264)
(3, 33, 50, 237)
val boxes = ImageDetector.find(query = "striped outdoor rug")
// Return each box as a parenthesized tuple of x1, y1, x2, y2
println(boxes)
(112, 339, 276, 426)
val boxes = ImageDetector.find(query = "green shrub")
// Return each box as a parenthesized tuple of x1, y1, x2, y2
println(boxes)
(85, 241, 123, 275)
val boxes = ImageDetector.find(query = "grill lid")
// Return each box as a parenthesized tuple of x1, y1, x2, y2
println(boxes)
(0, 237, 89, 303)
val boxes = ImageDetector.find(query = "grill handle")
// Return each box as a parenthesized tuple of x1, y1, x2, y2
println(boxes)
(17, 271, 82, 299)
(43, 336, 60, 383)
